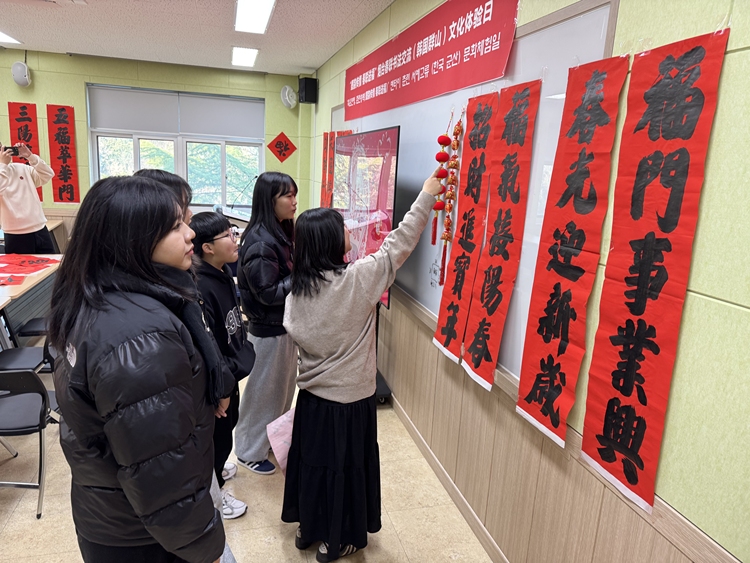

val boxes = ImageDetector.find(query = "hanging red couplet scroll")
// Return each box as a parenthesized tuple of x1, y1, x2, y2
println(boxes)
(433, 93, 499, 362)
(46, 105, 80, 203)
(516, 57, 629, 445)
(7, 102, 41, 200)
(320, 132, 331, 207)
(581, 31, 729, 511)
(461, 80, 541, 390)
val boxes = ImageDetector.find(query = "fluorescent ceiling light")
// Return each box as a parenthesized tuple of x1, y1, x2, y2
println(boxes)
(0, 32, 20, 44)
(232, 47, 258, 67)
(235, 0, 276, 34)
(546, 93, 566, 100)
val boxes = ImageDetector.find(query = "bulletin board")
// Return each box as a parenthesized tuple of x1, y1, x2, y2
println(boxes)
(334, 4, 612, 378)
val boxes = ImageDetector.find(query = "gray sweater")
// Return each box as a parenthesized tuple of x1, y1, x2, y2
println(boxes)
(283, 190, 434, 403)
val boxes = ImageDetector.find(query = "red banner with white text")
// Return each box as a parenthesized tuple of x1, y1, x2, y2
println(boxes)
(345, 0, 516, 120)
(582, 32, 729, 511)
(7, 102, 41, 200)
(516, 57, 628, 446)
(461, 80, 541, 390)
(433, 93, 500, 362)
(46, 105, 80, 203)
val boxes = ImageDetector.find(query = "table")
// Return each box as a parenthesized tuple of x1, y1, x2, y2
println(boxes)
(46, 220, 64, 254)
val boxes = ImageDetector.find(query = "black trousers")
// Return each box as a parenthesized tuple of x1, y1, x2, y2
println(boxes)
(214, 381, 240, 488)
(77, 534, 188, 563)
(4, 226, 55, 254)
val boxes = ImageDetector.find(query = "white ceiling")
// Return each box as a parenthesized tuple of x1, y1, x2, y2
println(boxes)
(0, 0, 397, 75)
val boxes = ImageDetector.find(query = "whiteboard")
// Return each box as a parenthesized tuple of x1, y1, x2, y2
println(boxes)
(336, 5, 611, 378)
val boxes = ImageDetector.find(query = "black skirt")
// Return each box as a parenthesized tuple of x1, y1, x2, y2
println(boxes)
(281, 389, 382, 553)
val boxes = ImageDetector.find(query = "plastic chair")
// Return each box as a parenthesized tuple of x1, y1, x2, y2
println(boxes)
(0, 369, 53, 518)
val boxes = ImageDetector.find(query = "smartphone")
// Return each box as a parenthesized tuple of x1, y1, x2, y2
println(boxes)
(2, 146, 20, 156)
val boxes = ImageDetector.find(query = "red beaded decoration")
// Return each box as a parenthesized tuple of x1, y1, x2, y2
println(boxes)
(432, 126, 452, 245)
(439, 108, 464, 286)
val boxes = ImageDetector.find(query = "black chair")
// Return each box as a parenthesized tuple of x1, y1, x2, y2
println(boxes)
(17, 317, 46, 338)
(0, 369, 53, 518)
(0, 346, 45, 372)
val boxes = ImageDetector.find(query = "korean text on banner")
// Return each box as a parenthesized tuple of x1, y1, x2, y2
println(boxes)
(47, 105, 80, 203)
(433, 93, 499, 363)
(462, 80, 541, 390)
(581, 31, 729, 511)
(344, 0, 517, 120)
(516, 57, 628, 447)
(7, 102, 41, 200)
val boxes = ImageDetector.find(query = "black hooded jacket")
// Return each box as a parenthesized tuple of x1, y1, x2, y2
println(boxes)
(195, 260, 255, 380)
(237, 223, 293, 337)
(53, 269, 226, 563)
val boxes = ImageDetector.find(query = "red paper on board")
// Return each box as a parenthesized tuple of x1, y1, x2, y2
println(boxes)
(7, 102, 42, 200)
(433, 92, 499, 362)
(0, 275, 24, 286)
(0, 254, 58, 266)
(461, 80, 541, 390)
(320, 132, 331, 207)
(581, 32, 729, 510)
(268, 132, 297, 163)
(344, 0, 517, 120)
(516, 57, 629, 446)
(46, 105, 80, 203)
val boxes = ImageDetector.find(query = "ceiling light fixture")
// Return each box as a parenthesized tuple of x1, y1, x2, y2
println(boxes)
(235, 0, 276, 34)
(0, 32, 21, 44)
(232, 47, 258, 68)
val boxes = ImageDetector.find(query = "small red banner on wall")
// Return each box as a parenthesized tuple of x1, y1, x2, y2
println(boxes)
(433, 92, 500, 362)
(7, 102, 42, 200)
(46, 105, 80, 203)
(268, 132, 297, 163)
(581, 31, 729, 511)
(516, 56, 629, 446)
(344, 0, 517, 121)
(461, 79, 541, 390)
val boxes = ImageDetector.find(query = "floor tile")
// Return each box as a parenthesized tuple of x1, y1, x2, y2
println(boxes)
(224, 522, 307, 562)
(376, 406, 424, 462)
(380, 456, 453, 513)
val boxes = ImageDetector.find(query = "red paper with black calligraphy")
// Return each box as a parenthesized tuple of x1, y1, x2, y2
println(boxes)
(581, 32, 729, 511)
(345, 0, 516, 120)
(516, 56, 629, 446)
(7, 102, 41, 200)
(46, 105, 80, 203)
(326, 133, 335, 200)
(461, 80, 541, 390)
(320, 132, 331, 207)
(433, 93, 499, 362)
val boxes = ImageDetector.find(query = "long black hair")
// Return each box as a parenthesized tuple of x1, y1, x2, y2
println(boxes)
(134, 168, 192, 211)
(191, 212, 231, 258)
(48, 175, 188, 350)
(291, 207, 347, 297)
(241, 171, 297, 244)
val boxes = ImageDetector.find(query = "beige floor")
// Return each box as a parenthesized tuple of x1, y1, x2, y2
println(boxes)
(0, 377, 491, 563)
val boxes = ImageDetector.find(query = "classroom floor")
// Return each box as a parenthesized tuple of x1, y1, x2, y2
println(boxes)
(0, 372, 492, 563)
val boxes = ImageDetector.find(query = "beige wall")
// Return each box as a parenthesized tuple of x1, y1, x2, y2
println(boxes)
(313, 0, 750, 561)
(0, 50, 314, 213)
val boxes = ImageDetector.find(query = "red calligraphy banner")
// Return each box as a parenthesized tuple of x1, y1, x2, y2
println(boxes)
(46, 105, 80, 203)
(461, 80, 541, 390)
(581, 32, 729, 511)
(433, 93, 499, 362)
(7, 102, 41, 200)
(345, 0, 516, 120)
(517, 57, 629, 445)
(320, 132, 331, 207)
(326, 132, 335, 203)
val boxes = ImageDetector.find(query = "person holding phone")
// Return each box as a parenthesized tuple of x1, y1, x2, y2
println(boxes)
(0, 143, 56, 254)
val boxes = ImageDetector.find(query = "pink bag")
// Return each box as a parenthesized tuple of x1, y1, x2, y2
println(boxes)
(266, 407, 295, 475)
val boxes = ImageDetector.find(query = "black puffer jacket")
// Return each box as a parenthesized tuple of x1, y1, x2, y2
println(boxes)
(53, 273, 225, 563)
(237, 223, 293, 337)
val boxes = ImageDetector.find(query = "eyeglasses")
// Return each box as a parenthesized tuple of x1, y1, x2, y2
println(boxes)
(211, 228, 239, 242)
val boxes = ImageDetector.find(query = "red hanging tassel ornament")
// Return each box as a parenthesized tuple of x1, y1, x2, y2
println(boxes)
(432, 127, 452, 245)
(439, 108, 464, 286)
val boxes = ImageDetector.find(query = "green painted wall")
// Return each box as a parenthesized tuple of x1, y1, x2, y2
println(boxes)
(0, 50, 313, 212)
(312, 1, 750, 561)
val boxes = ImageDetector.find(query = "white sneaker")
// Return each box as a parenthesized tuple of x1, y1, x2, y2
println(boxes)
(221, 489, 247, 520)
(222, 461, 238, 481)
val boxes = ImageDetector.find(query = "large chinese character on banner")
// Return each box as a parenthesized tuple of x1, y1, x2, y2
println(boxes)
(516, 57, 628, 445)
(582, 31, 729, 511)
(46, 105, 80, 203)
(433, 92, 499, 362)
(7, 102, 41, 200)
(461, 80, 541, 390)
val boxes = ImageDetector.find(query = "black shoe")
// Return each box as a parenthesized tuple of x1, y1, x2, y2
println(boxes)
(316, 542, 358, 562)
(295, 527, 313, 550)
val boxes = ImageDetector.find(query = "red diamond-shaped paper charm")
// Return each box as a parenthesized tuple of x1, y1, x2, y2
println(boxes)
(268, 132, 297, 163)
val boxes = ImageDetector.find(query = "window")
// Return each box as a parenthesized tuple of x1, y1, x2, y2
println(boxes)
(88, 85, 264, 208)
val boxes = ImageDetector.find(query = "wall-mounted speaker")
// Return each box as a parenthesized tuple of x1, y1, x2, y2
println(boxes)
(298, 77, 318, 104)
(11, 62, 31, 87)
